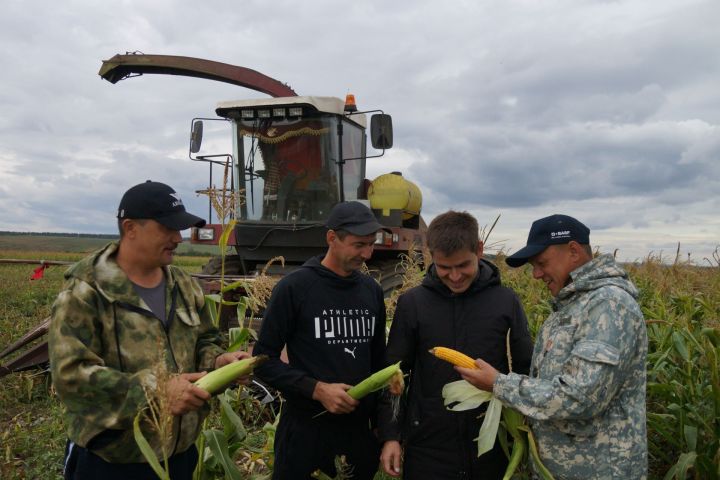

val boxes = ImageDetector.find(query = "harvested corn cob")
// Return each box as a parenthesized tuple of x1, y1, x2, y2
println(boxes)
(347, 361, 403, 399)
(194, 355, 267, 394)
(430, 346, 479, 369)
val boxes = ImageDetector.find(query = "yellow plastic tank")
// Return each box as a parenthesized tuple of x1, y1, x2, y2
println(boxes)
(368, 172, 422, 220)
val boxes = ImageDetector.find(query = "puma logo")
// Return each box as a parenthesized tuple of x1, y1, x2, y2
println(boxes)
(344, 347, 357, 359)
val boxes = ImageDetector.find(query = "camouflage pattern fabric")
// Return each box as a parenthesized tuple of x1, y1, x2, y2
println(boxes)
(49, 242, 225, 463)
(494, 254, 648, 479)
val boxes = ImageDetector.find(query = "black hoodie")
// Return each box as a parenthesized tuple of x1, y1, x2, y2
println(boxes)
(378, 259, 533, 479)
(253, 255, 386, 419)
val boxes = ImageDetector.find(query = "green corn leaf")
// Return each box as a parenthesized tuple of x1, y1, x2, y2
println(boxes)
(442, 380, 493, 411)
(475, 397, 503, 456)
(133, 412, 170, 480)
(502, 433, 526, 480)
(672, 331, 690, 362)
(219, 219, 237, 252)
(228, 327, 250, 352)
(683, 424, 698, 452)
(203, 429, 243, 480)
(521, 425, 555, 479)
(219, 392, 247, 443)
(663, 451, 697, 480)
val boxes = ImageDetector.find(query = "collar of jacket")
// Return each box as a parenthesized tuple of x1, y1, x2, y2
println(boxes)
(551, 253, 636, 310)
(66, 241, 179, 308)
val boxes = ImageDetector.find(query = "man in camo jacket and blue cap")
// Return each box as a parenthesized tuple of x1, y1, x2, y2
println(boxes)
(458, 214, 648, 479)
(50, 181, 250, 479)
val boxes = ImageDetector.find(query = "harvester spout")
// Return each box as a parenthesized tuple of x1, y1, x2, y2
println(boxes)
(99, 53, 298, 98)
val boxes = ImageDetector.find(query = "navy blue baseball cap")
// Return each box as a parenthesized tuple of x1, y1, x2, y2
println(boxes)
(117, 180, 206, 231)
(326, 201, 384, 236)
(506, 214, 590, 267)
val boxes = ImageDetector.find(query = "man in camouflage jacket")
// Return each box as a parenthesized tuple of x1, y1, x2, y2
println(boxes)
(459, 214, 647, 480)
(50, 181, 248, 479)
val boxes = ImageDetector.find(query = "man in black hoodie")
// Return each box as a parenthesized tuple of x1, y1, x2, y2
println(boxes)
(378, 211, 533, 479)
(253, 201, 386, 479)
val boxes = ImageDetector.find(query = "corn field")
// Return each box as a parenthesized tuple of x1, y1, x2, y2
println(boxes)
(1, 246, 719, 479)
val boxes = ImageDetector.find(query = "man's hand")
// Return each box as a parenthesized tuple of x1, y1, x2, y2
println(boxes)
(166, 372, 212, 416)
(456, 357, 499, 392)
(214, 350, 253, 385)
(380, 440, 403, 477)
(312, 381, 359, 414)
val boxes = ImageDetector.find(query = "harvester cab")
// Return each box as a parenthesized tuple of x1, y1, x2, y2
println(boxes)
(190, 94, 425, 284)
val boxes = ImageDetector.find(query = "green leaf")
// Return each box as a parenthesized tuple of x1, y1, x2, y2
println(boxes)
(663, 451, 697, 480)
(672, 331, 690, 362)
(219, 393, 247, 443)
(522, 426, 555, 480)
(203, 429, 243, 480)
(683, 424, 698, 452)
(219, 220, 237, 251)
(228, 328, 250, 352)
(133, 412, 170, 480)
(442, 380, 493, 411)
(475, 397, 503, 456)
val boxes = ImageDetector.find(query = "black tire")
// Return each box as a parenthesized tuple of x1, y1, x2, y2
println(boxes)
(367, 259, 406, 298)
(200, 254, 247, 276)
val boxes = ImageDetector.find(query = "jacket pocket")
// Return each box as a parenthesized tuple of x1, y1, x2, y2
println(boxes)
(572, 340, 620, 366)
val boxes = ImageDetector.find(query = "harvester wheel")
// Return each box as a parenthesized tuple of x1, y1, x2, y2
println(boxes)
(367, 259, 407, 299)
(200, 254, 247, 276)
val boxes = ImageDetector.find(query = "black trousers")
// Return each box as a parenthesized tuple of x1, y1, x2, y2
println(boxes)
(272, 411, 380, 480)
(64, 440, 198, 480)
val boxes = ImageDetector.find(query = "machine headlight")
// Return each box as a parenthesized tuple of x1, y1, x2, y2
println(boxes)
(197, 228, 215, 240)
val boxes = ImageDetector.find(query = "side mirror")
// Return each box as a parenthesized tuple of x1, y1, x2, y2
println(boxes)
(370, 114, 393, 150)
(190, 120, 204, 153)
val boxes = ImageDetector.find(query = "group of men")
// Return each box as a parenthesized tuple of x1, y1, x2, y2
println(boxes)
(49, 181, 648, 480)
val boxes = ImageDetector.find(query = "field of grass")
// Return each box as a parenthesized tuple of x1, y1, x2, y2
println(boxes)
(0, 233, 218, 256)
(1, 239, 718, 479)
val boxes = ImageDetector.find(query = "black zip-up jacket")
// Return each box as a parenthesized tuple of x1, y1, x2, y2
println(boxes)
(378, 259, 533, 479)
(253, 256, 386, 420)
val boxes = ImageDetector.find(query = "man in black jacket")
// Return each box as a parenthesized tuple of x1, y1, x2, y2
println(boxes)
(253, 201, 386, 479)
(378, 211, 533, 479)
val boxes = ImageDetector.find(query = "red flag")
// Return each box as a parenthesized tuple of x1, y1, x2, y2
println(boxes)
(30, 264, 48, 280)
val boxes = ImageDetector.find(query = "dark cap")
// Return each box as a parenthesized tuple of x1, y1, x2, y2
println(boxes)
(506, 214, 590, 267)
(326, 201, 383, 236)
(117, 180, 206, 231)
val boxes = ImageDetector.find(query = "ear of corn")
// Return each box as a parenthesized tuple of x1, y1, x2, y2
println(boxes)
(346, 361, 403, 400)
(194, 355, 267, 395)
(430, 346, 479, 369)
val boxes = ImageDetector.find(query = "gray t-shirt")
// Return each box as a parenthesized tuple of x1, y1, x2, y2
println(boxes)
(132, 277, 167, 325)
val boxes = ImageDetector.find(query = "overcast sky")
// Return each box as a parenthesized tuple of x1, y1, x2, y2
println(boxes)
(1, 0, 718, 263)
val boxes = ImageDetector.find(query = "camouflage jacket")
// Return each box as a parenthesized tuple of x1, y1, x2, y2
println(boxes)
(49, 242, 224, 463)
(494, 254, 648, 479)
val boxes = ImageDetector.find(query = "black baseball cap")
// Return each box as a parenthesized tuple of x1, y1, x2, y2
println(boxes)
(326, 201, 384, 236)
(117, 180, 206, 231)
(506, 214, 590, 267)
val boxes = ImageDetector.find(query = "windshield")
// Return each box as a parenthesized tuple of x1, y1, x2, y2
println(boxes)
(236, 115, 365, 223)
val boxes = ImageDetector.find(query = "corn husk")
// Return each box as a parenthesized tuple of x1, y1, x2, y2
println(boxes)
(194, 355, 266, 395)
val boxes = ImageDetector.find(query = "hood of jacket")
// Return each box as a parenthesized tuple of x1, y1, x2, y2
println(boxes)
(300, 254, 366, 289)
(555, 253, 639, 307)
(422, 257, 501, 297)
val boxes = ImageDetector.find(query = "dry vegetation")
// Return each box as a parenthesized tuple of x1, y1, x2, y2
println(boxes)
(1, 242, 719, 479)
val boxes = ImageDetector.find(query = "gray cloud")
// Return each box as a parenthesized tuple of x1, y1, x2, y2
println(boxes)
(0, 0, 718, 262)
